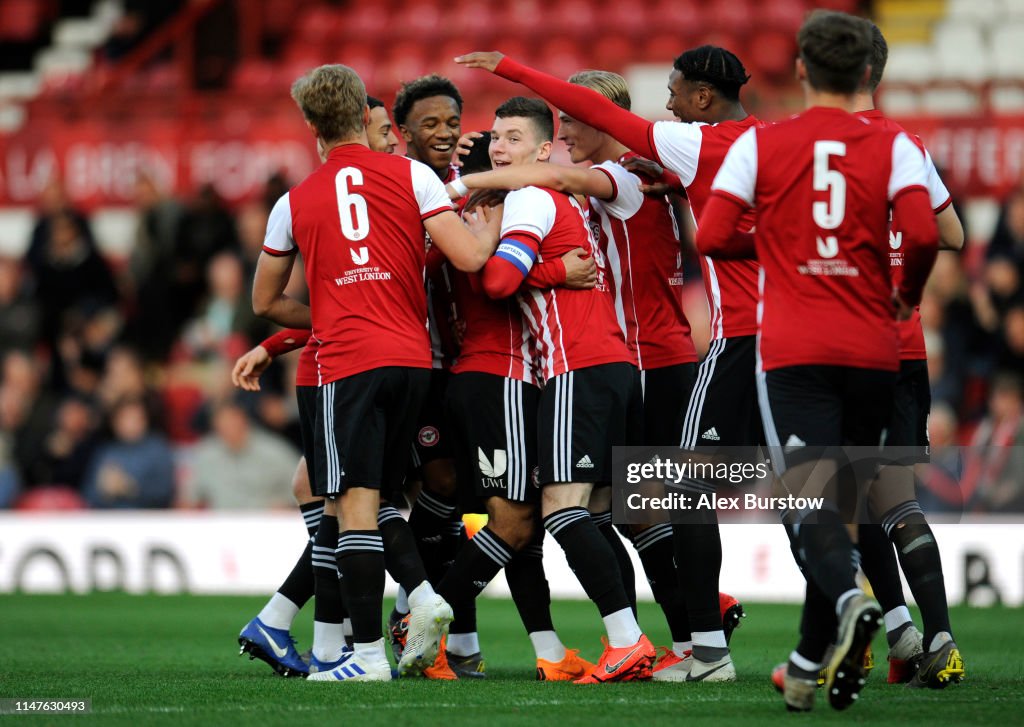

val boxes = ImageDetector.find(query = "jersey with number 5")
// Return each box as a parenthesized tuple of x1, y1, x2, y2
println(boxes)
(262, 143, 453, 383)
(711, 107, 930, 372)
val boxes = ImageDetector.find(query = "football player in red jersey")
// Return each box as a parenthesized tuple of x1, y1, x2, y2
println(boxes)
(470, 96, 655, 683)
(455, 45, 758, 683)
(388, 74, 480, 677)
(235, 97, 405, 678)
(851, 20, 964, 690)
(252, 64, 500, 682)
(697, 11, 939, 710)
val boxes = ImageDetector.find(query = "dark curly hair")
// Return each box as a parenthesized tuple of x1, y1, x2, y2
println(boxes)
(392, 74, 463, 127)
(673, 45, 751, 101)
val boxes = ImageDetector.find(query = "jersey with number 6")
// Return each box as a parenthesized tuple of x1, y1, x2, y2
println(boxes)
(711, 107, 930, 372)
(262, 143, 453, 383)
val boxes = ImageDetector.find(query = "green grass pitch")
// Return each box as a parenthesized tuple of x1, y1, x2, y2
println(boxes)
(1, 594, 1021, 726)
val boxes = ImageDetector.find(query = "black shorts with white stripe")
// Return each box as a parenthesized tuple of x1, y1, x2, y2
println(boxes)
(640, 362, 697, 446)
(756, 364, 897, 473)
(296, 384, 319, 492)
(313, 366, 430, 500)
(445, 371, 540, 512)
(537, 362, 641, 487)
(886, 359, 931, 463)
(681, 334, 765, 451)
(409, 368, 453, 469)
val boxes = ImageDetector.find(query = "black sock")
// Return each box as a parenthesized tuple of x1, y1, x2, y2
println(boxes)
(796, 515, 858, 605)
(312, 514, 344, 626)
(672, 520, 722, 636)
(857, 524, 908, 615)
(438, 526, 514, 624)
(409, 490, 457, 585)
(336, 530, 385, 645)
(595, 512, 636, 614)
(796, 579, 836, 665)
(446, 517, 478, 636)
(378, 504, 428, 593)
(545, 507, 630, 617)
(301, 500, 325, 537)
(505, 534, 554, 634)
(883, 504, 952, 648)
(278, 540, 315, 609)
(630, 523, 690, 641)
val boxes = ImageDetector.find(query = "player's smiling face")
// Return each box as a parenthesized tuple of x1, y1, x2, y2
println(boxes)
(401, 95, 461, 174)
(557, 113, 602, 163)
(666, 69, 703, 123)
(489, 117, 551, 167)
(367, 107, 399, 154)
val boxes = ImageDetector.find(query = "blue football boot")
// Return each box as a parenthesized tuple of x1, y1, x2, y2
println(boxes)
(238, 617, 308, 677)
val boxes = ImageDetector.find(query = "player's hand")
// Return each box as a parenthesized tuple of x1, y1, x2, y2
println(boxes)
(621, 156, 677, 196)
(561, 248, 597, 289)
(454, 131, 485, 167)
(231, 345, 272, 391)
(892, 290, 915, 321)
(454, 51, 505, 73)
(464, 188, 507, 213)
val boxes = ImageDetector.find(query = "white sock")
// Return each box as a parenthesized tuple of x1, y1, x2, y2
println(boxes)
(257, 592, 299, 630)
(446, 632, 480, 657)
(530, 630, 566, 662)
(692, 630, 727, 649)
(790, 650, 822, 672)
(884, 606, 913, 634)
(312, 621, 346, 662)
(602, 606, 643, 648)
(835, 588, 862, 618)
(353, 636, 387, 663)
(407, 580, 438, 611)
(672, 640, 693, 658)
(928, 631, 953, 652)
(395, 586, 409, 615)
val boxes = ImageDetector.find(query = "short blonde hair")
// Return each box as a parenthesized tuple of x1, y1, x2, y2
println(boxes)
(567, 70, 631, 110)
(290, 64, 367, 143)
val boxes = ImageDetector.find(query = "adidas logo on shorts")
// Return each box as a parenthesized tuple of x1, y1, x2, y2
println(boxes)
(576, 455, 595, 469)
(701, 427, 721, 441)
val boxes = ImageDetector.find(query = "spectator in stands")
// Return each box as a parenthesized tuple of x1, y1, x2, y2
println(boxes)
(0, 385, 22, 508)
(31, 210, 118, 348)
(2, 350, 59, 486)
(988, 185, 1024, 273)
(183, 400, 298, 509)
(173, 184, 239, 328)
(83, 396, 175, 509)
(0, 255, 40, 360)
(179, 251, 266, 359)
(26, 177, 96, 272)
(998, 304, 1024, 374)
(32, 395, 101, 493)
(125, 173, 184, 361)
(961, 372, 1024, 513)
(102, 0, 183, 61)
(918, 401, 964, 515)
(96, 345, 163, 428)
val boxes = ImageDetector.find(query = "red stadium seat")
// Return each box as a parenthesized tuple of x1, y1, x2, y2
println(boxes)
(599, 2, 650, 40)
(747, 30, 797, 82)
(591, 35, 635, 71)
(448, 0, 498, 43)
(706, 0, 754, 38)
(640, 34, 690, 65)
(231, 59, 284, 92)
(0, 0, 53, 41)
(341, 4, 390, 40)
(15, 486, 86, 511)
(650, 0, 702, 32)
(759, 0, 808, 32)
(548, 0, 599, 38)
(295, 6, 342, 44)
(501, 0, 545, 37)
(393, 3, 443, 38)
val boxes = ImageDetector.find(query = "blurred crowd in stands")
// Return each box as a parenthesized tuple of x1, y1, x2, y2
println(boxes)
(0, 171, 1021, 512)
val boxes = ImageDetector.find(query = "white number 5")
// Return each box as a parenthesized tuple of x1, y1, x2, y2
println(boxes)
(336, 167, 370, 241)
(812, 141, 846, 230)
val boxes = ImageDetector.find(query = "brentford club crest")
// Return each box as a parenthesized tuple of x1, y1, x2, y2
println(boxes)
(418, 426, 440, 447)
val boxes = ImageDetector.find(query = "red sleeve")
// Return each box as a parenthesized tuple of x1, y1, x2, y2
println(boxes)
(525, 257, 567, 289)
(496, 57, 659, 163)
(482, 256, 527, 299)
(892, 186, 939, 307)
(695, 192, 755, 259)
(261, 328, 312, 357)
(425, 245, 446, 277)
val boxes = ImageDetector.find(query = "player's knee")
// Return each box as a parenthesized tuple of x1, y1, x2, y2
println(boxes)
(421, 459, 457, 498)
(487, 504, 536, 551)
(292, 458, 314, 504)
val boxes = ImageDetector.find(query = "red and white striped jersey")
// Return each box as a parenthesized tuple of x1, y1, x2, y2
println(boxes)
(858, 109, 953, 362)
(711, 107, 933, 372)
(651, 116, 765, 340)
(263, 143, 452, 383)
(590, 154, 697, 370)
(500, 185, 632, 381)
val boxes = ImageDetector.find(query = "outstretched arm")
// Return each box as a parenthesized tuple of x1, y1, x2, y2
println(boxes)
(456, 52, 659, 162)
(452, 162, 615, 201)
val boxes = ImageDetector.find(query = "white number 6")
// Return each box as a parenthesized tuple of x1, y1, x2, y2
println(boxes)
(336, 167, 370, 241)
